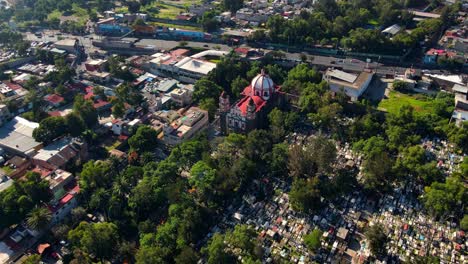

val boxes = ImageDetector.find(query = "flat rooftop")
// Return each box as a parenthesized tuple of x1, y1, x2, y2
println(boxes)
(326, 69, 373, 90)
(0, 117, 41, 153)
(175, 57, 216, 75)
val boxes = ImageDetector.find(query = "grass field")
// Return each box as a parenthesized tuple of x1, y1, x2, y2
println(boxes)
(378, 90, 434, 114)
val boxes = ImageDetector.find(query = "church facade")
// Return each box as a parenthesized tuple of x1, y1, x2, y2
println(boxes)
(219, 70, 284, 134)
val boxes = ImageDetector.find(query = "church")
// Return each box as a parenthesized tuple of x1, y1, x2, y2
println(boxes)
(219, 70, 285, 134)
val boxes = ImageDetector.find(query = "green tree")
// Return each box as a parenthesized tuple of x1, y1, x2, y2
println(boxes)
(23, 254, 41, 264)
(231, 76, 249, 97)
(365, 224, 388, 256)
(193, 78, 223, 103)
(73, 95, 98, 128)
(112, 100, 126, 118)
(33, 116, 68, 143)
(26, 206, 52, 230)
(190, 161, 216, 203)
(222, 0, 243, 12)
(268, 108, 298, 142)
(79, 160, 111, 196)
(200, 98, 217, 121)
(461, 215, 468, 231)
(422, 176, 466, 218)
(268, 143, 288, 178)
(289, 177, 322, 213)
(304, 229, 323, 251)
(128, 126, 158, 154)
(203, 233, 234, 264)
(68, 222, 119, 262)
(65, 112, 86, 137)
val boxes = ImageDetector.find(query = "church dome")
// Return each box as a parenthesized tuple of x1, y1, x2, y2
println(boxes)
(251, 69, 274, 100)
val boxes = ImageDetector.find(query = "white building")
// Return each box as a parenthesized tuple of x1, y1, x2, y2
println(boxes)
(323, 69, 374, 101)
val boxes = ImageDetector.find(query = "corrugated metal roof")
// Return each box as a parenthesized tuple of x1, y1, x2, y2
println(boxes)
(328, 69, 358, 83)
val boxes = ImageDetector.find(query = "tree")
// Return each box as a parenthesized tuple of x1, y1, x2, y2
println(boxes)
(33, 116, 68, 143)
(175, 246, 199, 264)
(68, 222, 119, 262)
(422, 176, 466, 218)
(73, 95, 98, 128)
(200, 98, 217, 121)
(222, 0, 243, 12)
(393, 80, 409, 92)
(231, 76, 249, 97)
(268, 143, 288, 178)
(65, 112, 86, 137)
(461, 215, 468, 231)
(190, 161, 216, 203)
(225, 225, 258, 258)
(268, 108, 298, 142)
(193, 78, 223, 103)
(361, 151, 394, 193)
(365, 224, 388, 256)
(289, 177, 322, 213)
(304, 229, 323, 251)
(112, 100, 125, 118)
(23, 254, 41, 264)
(79, 160, 111, 196)
(203, 233, 234, 264)
(26, 206, 52, 230)
(128, 126, 158, 154)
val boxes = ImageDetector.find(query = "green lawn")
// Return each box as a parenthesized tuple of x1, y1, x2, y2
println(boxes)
(1, 166, 13, 175)
(378, 90, 433, 114)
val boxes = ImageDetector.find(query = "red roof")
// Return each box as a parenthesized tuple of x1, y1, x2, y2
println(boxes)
(171, 49, 190, 57)
(235, 47, 250, 55)
(37, 243, 50, 254)
(48, 111, 61, 117)
(4, 81, 22, 90)
(237, 95, 266, 116)
(60, 193, 74, 204)
(45, 94, 64, 104)
(32, 166, 53, 177)
(93, 99, 111, 109)
(84, 86, 94, 100)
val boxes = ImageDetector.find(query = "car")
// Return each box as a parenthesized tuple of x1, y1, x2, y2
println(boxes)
(203, 44, 209, 47)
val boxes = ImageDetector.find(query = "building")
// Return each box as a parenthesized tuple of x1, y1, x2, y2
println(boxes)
(149, 50, 226, 83)
(42, 169, 74, 200)
(382, 24, 402, 37)
(452, 84, 468, 126)
(32, 137, 87, 170)
(54, 39, 78, 54)
(323, 69, 374, 101)
(170, 86, 193, 106)
(219, 70, 285, 134)
(162, 107, 209, 145)
(0, 117, 42, 156)
(44, 94, 65, 108)
(84, 59, 108, 72)
(48, 184, 79, 225)
(0, 174, 13, 193)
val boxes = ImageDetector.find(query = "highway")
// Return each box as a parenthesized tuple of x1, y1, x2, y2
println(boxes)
(24, 31, 413, 76)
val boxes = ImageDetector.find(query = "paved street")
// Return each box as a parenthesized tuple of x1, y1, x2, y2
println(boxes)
(24, 31, 413, 76)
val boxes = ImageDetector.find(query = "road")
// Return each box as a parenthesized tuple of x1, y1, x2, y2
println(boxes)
(24, 31, 412, 76)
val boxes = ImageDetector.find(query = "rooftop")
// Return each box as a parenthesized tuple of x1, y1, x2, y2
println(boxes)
(54, 38, 77, 47)
(325, 69, 373, 90)
(0, 117, 41, 153)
